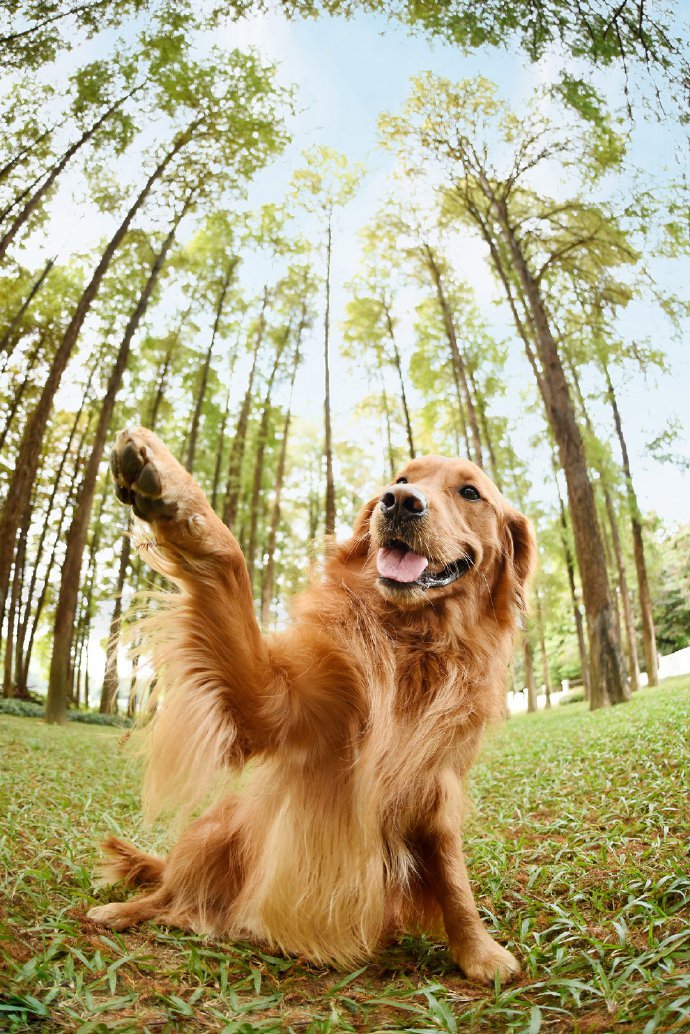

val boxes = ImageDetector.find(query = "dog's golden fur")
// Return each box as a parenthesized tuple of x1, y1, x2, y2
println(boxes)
(87, 429, 536, 984)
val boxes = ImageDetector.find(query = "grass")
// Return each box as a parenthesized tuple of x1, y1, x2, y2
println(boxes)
(1, 677, 689, 1033)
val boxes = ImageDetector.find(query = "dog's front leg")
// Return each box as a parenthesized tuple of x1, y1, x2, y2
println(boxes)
(110, 427, 274, 748)
(420, 825, 520, 985)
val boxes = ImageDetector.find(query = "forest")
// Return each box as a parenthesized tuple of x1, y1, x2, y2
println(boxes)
(0, 0, 689, 726)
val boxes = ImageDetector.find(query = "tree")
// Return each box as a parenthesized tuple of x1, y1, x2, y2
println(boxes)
(291, 147, 363, 535)
(0, 45, 288, 670)
(45, 199, 191, 723)
(381, 74, 631, 708)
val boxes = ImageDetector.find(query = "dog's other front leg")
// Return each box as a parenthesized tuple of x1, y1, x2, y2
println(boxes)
(419, 823, 520, 985)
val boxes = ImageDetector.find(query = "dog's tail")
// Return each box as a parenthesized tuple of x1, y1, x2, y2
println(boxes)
(95, 835, 166, 889)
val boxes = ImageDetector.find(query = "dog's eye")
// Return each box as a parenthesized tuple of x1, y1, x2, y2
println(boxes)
(395, 476, 408, 484)
(459, 485, 480, 501)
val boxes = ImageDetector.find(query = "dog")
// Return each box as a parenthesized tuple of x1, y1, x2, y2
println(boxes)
(87, 427, 536, 984)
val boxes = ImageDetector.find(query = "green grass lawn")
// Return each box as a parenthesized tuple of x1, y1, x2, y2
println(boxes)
(1, 678, 689, 1033)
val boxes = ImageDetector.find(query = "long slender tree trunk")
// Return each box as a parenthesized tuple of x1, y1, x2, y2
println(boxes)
(422, 243, 484, 466)
(222, 290, 268, 529)
(534, 590, 552, 708)
(185, 261, 236, 474)
(0, 332, 46, 455)
(3, 493, 33, 697)
(246, 326, 291, 585)
(523, 634, 537, 712)
(260, 329, 302, 625)
(45, 201, 187, 723)
(603, 489, 640, 691)
(323, 218, 336, 536)
(16, 402, 96, 692)
(0, 124, 193, 628)
(382, 300, 415, 458)
(553, 456, 591, 698)
(379, 370, 395, 478)
(0, 257, 54, 356)
(483, 192, 627, 709)
(604, 365, 658, 685)
(0, 83, 144, 261)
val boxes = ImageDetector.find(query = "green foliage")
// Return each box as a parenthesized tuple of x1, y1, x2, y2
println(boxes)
(0, 697, 133, 725)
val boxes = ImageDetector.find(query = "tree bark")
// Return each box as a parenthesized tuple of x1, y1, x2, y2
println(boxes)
(534, 590, 552, 708)
(185, 260, 236, 474)
(422, 243, 484, 467)
(222, 289, 268, 529)
(0, 125, 193, 630)
(523, 634, 537, 713)
(323, 217, 336, 536)
(603, 488, 640, 691)
(45, 200, 187, 724)
(0, 257, 54, 356)
(483, 191, 628, 708)
(604, 364, 658, 685)
(246, 324, 291, 585)
(382, 299, 415, 458)
(260, 328, 302, 625)
(553, 457, 591, 699)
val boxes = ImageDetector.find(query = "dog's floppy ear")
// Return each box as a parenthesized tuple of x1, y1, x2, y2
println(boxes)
(503, 507, 537, 611)
(339, 496, 380, 562)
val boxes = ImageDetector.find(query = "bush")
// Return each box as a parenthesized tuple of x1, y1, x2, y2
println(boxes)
(560, 690, 585, 705)
(0, 697, 133, 727)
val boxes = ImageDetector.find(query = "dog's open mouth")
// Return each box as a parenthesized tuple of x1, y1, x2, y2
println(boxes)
(376, 540, 474, 589)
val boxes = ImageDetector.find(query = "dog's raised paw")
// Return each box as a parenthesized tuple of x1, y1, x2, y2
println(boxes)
(111, 429, 179, 523)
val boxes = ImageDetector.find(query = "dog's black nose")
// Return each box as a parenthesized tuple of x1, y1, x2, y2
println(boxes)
(379, 484, 428, 520)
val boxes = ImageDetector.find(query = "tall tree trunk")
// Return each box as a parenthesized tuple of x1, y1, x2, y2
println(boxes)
(185, 261, 236, 474)
(467, 365, 501, 487)
(553, 455, 591, 698)
(0, 332, 46, 455)
(604, 364, 658, 685)
(0, 257, 54, 356)
(222, 290, 268, 529)
(45, 201, 187, 724)
(422, 243, 483, 466)
(523, 634, 538, 713)
(603, 489, 640, 691)
(534, 590, 552, 708)
(323, 218, 336, 536)
(260, 329, 302, 625)
(15, 399, 96, 693)
(246, 325, 291, 585)
(379, 373, 395, 478)
(382, 299, 415, 458)
(482, 191, 627, 708)
(3, 492, 34, 697)
(0, 125, 193, 630)
(0, 83, 144, 261)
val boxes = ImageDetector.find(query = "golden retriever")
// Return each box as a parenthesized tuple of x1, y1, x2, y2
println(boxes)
(87, 427, 536, 984)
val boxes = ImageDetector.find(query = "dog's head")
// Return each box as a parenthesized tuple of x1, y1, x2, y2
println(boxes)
(349, 455, 536, 617)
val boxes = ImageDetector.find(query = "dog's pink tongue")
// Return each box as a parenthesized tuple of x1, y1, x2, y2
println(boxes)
(376, 545, 428, 583)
